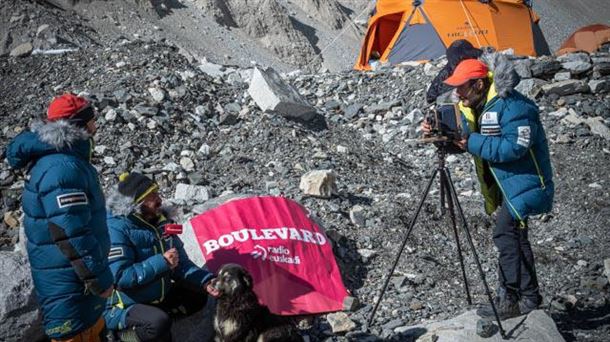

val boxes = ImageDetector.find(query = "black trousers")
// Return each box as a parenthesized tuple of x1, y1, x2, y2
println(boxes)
(493, 201, 541, 302)
(123, 282, 207, 342)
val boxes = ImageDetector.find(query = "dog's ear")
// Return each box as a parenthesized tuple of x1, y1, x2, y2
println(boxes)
(242, 271, 253, 289)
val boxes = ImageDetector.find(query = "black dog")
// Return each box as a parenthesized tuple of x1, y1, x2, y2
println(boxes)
(209, 263, 304, 342)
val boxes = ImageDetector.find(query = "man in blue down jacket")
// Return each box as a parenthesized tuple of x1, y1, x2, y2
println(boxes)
(103, 172, 214, 342)
(5, 93, 113, 341)
(425, 56, 554, 319)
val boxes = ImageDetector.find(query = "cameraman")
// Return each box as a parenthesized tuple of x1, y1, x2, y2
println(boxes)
(422, 57, 554, 320)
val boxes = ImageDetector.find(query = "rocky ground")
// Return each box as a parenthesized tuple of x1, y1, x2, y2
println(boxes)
(1, 1, 610, 342)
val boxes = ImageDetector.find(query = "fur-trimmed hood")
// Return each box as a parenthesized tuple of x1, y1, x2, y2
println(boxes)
(5, 120, 92, 170)
(31, 120, 90, 149)
(106, 186, 178, 220)
(480, 51, 521, 98)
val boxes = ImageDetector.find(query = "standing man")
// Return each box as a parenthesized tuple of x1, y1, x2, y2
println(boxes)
(423, 58, 554, 319)
(103, 172, 214, 342)
(5, 93, 113, 341)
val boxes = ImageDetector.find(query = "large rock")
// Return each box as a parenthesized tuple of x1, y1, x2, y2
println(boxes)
(0, 251, 44, 342)
(541, 80, 589, 96)
(247, 67, 316, 121)
(174, 184, 210, 203)
(326, 312, 356, 333)
(558, 52, 592, 74)
(589, 79, 610, 94)
(515, 78, 548, 98)
(584, 117, 610, 140)
(396, 310, 564, 342)
(9, 42, 33, 57)
(299, 170, 338, 198)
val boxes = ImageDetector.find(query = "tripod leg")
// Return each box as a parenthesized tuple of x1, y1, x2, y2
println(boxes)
(440, 171, 446, 216)
(444, 170, 507, 338)
(367, 168, 439, 328)
(440, 168, 472, 305)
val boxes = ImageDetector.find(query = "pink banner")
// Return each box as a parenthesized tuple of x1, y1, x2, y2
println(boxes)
(190, 196, 349, 315)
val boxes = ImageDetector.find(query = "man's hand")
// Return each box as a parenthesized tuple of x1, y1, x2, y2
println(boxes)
(99, 286, 113, 299)
(421, 120, 432, 136)
(205, 279, 220, 297)
(454, 138, 468, 151)
(163, 248, 179, 270)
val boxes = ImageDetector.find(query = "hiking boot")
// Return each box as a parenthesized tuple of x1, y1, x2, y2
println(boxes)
(519, 296, 541, 315)
(476, 295, 520, 320)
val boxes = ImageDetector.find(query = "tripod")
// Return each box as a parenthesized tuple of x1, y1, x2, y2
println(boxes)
(367, 143, 506, 338)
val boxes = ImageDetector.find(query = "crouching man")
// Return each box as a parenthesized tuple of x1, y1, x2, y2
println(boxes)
(103, 172, 214, 341)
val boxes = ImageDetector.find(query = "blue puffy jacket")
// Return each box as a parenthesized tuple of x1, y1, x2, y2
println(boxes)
(103, 192, 213, 331)
(460, 53, 554, 221)
(5, 121, 113, 339)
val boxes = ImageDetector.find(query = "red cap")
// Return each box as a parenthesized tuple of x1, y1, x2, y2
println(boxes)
(443, 59, 489, 87)
(47, 93, 89, 121)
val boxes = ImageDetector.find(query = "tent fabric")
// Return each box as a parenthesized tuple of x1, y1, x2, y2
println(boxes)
(556, 24, 610, 56)
(355, 0, 550, 70)
(388, 10, 446, 63)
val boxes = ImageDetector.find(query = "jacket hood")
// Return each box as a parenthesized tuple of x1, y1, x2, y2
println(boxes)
(106, 187, 178, 221)
(6, 120, 91, 170)
(480, 51, 521, 98)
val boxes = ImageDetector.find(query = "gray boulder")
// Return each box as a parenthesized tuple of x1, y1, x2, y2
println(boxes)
(542, 80, 589, 96)
(9, 42, 33, 58)
(0, 251, 44, 342)
(396, 310, 564, 342)
(515, 78, 548, 99)
(589, 79, 610, 94)
(247, 67, 316, 121)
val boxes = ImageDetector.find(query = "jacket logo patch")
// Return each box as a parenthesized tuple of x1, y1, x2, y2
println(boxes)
(108, 247, 124, 259)
(481, 112, 498, 125)
(517, 126, 531, 147)
(56, 192, 88, 208)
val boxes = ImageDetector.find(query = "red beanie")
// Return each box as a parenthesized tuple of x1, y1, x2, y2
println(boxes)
(47, 93, 90, 121)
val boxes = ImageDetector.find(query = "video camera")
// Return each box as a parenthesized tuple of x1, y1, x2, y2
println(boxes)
(424, 104, 465, 154)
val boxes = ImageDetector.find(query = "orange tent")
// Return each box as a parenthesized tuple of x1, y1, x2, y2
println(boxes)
(556, 24, 610, 56)
(355, 0, 550, 70)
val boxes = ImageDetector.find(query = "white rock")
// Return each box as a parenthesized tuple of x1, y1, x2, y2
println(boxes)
(180, 157, 195, 172)
(9, 43, 33, 57)
(337, 145, 348, 154)
(105, 109, 117, 121)
(148, 88, 166, 102)
(604, 259, 610, 283)
(198, 144, 211, 156)
(94, 145, 107, 154)
(548, 108, 568, 118)
(357, 248, 377, 260)
(163, 162, 180, 172)
(115, 61, 126, 68)
(247, 67, 316, 121)
(36, 24, 50, 36)
(174, 184, 209, 203)
(299, 170, 338, 198)
(584, 117, 610, 141)
(588, 182, 602, 189)
(326, 312, 356, 333)
(103, 157, 116, 165)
